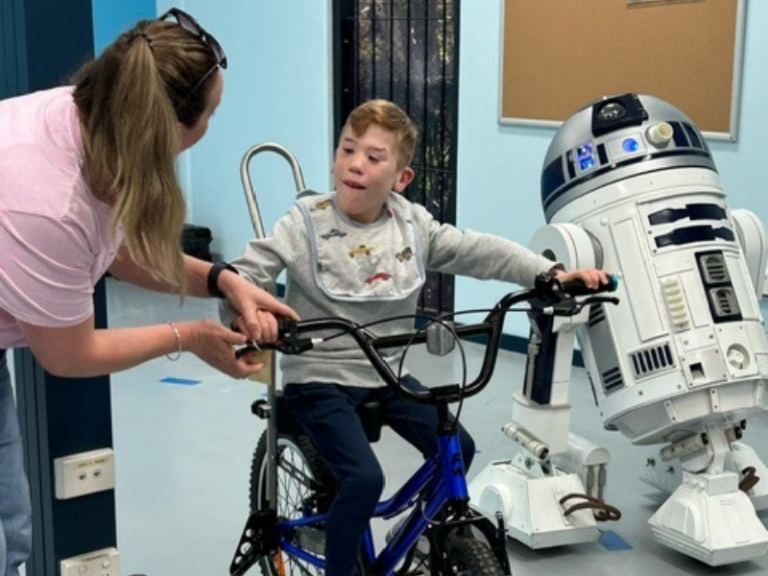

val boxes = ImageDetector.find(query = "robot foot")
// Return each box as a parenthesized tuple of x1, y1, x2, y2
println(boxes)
(469, 460, 617, 549)
(648, 471, 768, 565)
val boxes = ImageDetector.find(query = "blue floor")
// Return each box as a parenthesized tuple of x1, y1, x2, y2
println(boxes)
(99, 279, 768, 576)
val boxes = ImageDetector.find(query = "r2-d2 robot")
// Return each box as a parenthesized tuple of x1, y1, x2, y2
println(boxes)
(471, 93, 768, 565)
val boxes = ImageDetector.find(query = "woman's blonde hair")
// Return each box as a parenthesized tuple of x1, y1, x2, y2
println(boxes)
(343, 99, 419, 170)
(72, 18, 219, 293)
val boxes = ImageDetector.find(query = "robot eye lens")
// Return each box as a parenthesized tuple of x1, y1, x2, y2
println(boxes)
(598, 102, 626, 121)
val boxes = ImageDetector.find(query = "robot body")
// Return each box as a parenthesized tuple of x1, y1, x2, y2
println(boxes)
(550, 167, 768, 445)
(471, 93, 768, 564)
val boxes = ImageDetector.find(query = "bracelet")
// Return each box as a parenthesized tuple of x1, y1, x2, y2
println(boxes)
(207, 262, 239, 298)
(166, 321, 182, 361)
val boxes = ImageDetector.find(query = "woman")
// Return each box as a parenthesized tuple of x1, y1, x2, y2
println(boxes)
(0, 9, 294, 576)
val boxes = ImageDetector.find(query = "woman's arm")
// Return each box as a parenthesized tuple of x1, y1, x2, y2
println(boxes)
(108, 247, 297, 341)
(17, 314, 260, 379)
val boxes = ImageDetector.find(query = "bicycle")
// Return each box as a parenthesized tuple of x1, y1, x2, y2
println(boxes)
(228, 271, 618, 576)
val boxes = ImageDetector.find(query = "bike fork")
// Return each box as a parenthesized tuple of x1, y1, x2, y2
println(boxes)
(493, 512, 512, 575)
(266, 381, 279, 506)
(427, 506, 512, 576)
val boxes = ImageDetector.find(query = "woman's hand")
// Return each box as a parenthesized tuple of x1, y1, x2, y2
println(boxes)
(177, 318, 271, 378)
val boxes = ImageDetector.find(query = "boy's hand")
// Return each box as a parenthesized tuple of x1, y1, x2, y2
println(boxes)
(554, 268, 612, 290)
(231, 311, 282, 345)
(219, 272, 299, 342)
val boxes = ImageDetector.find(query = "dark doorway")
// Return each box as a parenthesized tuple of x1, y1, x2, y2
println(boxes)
(334, 0, 460, 314)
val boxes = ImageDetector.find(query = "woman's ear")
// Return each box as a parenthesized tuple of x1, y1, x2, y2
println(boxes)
(393, 167, 415, 192)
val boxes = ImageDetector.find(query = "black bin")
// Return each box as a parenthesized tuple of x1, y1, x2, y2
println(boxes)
(182, 224, 213, 261)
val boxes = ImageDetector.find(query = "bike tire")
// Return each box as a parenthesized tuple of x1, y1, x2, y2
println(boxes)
(250, 431, 337, 576)
(444, 534, 506, 576)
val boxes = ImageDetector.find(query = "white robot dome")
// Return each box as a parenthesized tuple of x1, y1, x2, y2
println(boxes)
(541, 93, 718, 222)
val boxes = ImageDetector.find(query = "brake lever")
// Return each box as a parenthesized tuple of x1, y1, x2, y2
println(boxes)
(234, 318, 317, 359)
(583, 295, 620, 307)
(569, 295, 620, 315)
(543, 295, 620, 316)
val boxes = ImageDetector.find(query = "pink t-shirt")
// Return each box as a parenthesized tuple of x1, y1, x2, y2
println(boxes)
(0, 87, 122, 349)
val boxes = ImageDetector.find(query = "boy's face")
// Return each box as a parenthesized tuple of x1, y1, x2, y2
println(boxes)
(332, 124, 414, 224)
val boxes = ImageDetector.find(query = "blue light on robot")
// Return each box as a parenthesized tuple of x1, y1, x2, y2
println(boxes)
(622, 137, 640, 153)
(579, 156, 596, 171)
(577, 143, 593, 159)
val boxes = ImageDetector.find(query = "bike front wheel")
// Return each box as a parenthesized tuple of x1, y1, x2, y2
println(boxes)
(443, 534, 506, 576)
(251, 431, 336, 576)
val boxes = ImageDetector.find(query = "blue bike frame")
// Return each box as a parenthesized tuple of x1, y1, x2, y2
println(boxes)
(272, 429, 468, 575)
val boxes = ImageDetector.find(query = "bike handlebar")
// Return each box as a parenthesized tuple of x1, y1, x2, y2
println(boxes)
(237, 273, 619, 405)
(558, 274, 619, 297)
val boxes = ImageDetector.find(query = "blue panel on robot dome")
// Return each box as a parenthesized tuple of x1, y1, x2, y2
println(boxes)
(576, 142, 593, 159)
(599, 530, 632, 551)
(579, 156, 596, 171)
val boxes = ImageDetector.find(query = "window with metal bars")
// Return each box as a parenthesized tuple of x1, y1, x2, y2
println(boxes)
(334, 0, 459, 314)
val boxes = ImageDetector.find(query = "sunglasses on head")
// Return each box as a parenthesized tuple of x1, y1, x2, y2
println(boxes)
(160, 8, 228, 100)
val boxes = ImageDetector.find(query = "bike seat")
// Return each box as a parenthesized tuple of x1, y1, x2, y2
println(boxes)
(356, 400, 384, 443)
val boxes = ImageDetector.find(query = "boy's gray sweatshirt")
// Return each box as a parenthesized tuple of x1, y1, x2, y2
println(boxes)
(222, 191, 557, 389)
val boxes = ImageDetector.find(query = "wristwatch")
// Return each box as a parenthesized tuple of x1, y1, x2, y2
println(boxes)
(207, 262, 239, 298)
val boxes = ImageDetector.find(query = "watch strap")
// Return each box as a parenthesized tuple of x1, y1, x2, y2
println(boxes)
(207, 262, 239, 298)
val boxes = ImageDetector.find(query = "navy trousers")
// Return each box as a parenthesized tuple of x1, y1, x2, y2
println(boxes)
(283, 377, 475, 576)
(0, 350, 33, 576)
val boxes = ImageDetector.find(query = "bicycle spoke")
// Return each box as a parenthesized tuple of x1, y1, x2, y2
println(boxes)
(278, 454, 315, 489)
(255, 434, 330, 575)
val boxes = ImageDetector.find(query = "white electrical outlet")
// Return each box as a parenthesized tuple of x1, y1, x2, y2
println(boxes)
(54, 448, 116, 499)
(60, 547, 120, 576)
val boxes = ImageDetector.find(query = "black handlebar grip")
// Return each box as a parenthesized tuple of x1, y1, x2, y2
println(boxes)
(278, 316, 297, 337)
(559, 274, 618, 296)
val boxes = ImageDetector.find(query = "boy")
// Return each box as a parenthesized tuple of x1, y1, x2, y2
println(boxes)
(223, 99, 609, 575)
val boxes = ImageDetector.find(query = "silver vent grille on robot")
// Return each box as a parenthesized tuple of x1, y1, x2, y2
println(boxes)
(630, 342, 675, 379)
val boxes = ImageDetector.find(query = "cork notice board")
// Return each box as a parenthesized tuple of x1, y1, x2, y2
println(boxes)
(500, 0, 746, 140)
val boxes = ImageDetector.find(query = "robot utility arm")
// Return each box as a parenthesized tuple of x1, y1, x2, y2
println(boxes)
(523, 223, 602, 405)
(523, 303, 575, 406)
(508, 224, 603, 456)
